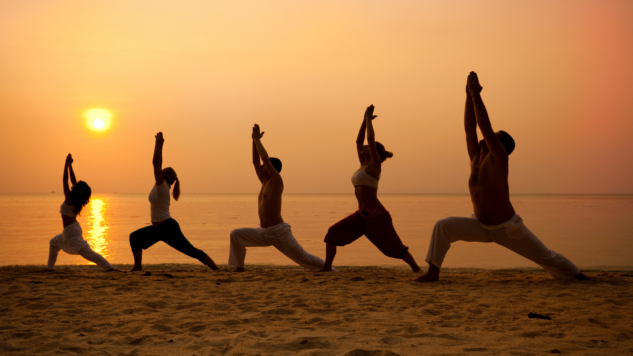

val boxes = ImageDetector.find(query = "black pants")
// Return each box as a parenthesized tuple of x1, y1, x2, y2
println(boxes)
(129, 218, 207, 261)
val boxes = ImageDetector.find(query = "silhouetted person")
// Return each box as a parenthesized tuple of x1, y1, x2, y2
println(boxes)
(228, 124, 333, 272)
(416, 72, 588, 282)
(129, 132, 218, 272)
(47, 154, 114, 271)
(318, 105, 421, 272)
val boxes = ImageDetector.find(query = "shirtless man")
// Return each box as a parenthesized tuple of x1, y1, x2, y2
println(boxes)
(416, 72, 587, 282)
(228, 124, 334, 272)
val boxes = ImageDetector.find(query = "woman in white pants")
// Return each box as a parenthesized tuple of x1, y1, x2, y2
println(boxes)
(47, 154, 114, 271)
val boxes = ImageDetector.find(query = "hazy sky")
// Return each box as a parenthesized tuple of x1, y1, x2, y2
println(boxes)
(1, 0, 632, 194)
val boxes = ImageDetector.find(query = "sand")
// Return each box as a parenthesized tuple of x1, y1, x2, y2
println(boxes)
(1, 265, 632, 356)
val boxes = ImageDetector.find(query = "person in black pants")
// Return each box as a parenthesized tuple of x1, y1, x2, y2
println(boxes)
(129, 132, 218, 272)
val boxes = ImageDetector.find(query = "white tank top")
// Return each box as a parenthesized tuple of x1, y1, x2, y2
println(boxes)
(149, 181, 171, 222)
(351, 167, 379, 189)
(59, 202, 78, 217)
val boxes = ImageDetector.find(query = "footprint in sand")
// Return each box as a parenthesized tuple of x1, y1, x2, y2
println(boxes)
(129, 336, 152, 345)
(188, 324, 207, 332)
(264, 308, 295, 315)
(150, 324, 172, 332)
(175, 302, 205, 310)
(344, 350, 400, 356)
(143, 300, 169, 310)
(23, 303, 54, 311)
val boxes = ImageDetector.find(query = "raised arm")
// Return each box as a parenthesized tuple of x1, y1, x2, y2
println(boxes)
(252, 124, 282, 184)
(63, 154, 73, 204)
(252, 137, 264, 183)
(464, 81, 480, 161)
(68, 158, 77, 186)
(356, 115, 367, 164)
(467, 72, 508, 159)
(364, 105, 382, 177)
(153, 132, 165, 185)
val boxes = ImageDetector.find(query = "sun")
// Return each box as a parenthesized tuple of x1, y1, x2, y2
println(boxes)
(85, 108, 113, 132)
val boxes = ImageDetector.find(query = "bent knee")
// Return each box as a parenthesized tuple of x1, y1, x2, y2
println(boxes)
(229, 229, 240, 241)
(129, 232, 144, 250)
(129, 231, 139, 241)
(434, 217, 474, 234)
(435, 217, 461, 228)
(324, 225, 344, 242)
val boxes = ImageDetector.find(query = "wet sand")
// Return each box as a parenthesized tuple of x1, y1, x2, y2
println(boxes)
(1, 264, 632, 355)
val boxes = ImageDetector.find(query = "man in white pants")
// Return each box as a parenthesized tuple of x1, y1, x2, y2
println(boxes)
(229, 124, 335, 272)
(416, 72, 587, 282)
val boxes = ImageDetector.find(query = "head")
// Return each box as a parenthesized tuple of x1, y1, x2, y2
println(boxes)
(479, 131, 515, 155)
(361, 142, 394, 163)
(162, 167, 181, 201)
(261, 158, 282, 180)
(70, 181, 91, 215)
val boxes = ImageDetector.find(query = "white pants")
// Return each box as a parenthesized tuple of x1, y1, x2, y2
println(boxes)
(48, 223, 113, 270)
(425, 214, 580, 280)
(229, 222, 335, 271)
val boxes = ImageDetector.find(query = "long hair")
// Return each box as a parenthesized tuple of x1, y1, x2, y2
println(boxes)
(375, 142, 394, 163)
(162, 167, 180, 201)
(70, 181, 91, 215)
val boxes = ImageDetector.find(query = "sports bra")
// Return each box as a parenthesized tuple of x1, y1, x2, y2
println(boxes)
(60, 202, 78, 217)
(351, 167, 379, 189)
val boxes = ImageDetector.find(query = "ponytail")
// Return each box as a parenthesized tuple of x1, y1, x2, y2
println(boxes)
(161, 167, 180, 201)
(172, 178, 180, 201)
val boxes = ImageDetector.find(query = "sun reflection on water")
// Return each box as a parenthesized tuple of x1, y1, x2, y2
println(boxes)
(85, 198, 109, 263)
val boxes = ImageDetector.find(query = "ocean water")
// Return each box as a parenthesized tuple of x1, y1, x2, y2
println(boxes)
(0, 193, 632, 269)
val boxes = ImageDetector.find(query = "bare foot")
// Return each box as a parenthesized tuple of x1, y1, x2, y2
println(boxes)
(130, 267, 143, 272)
(317, 267, 334, 272)
(412, 266, 422, 273)
(575, 272, 590, 281)
(233, 267, 245, 272)
(415, 273, 439, 282)
(415, 263, 440, 282)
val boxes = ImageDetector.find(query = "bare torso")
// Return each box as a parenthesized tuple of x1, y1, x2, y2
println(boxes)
(258, 178, 284, 228)
(354, 165, 383, 210)
(468, 149, 516, 225)
(355, 186, 383, 210)
(62, 214, 77, 229)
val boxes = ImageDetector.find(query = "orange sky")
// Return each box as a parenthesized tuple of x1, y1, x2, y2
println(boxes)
(1, 0, 632, 194)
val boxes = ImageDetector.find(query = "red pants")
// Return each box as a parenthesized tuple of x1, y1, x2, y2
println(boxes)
(324, 206, 409, 259)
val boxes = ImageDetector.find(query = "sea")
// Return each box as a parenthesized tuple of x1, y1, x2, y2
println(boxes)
(1, 193, 631, 270)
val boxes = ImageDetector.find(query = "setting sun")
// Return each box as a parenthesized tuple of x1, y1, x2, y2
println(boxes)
(84, 108, 113, 132)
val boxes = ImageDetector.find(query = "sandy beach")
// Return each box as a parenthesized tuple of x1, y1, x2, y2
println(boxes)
(1, 265, 632, 356)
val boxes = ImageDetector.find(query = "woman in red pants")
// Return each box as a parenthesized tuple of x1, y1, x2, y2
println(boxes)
(318, 105, 421, 272)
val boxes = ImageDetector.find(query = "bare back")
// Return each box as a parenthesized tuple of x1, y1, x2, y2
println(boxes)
(468, 149, 515, 225)
(465, 72, 515, 226)
(258, 177, 284, 228)
(61, 212, 77, 229)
